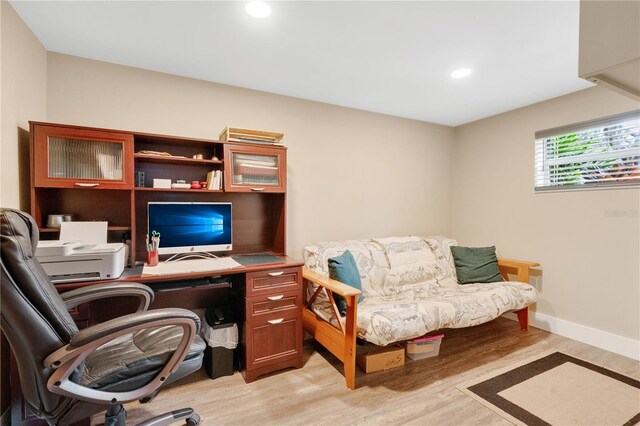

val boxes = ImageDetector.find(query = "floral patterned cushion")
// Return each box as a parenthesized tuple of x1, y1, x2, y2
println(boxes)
(302, 236, 538, 346)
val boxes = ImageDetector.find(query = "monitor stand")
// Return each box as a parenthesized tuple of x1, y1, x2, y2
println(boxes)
(164, 252, 220, 264)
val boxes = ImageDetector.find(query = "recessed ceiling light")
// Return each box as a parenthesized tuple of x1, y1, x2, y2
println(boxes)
(246, 1, 271, 18)
(451, 68, 472, 79)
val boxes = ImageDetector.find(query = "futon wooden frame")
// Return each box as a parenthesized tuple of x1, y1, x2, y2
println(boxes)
(302, 258, 540, 390)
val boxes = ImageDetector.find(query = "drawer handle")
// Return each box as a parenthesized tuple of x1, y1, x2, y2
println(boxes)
(268, 318, 284, 324)
(267, 295, 284, 301)
(268, 271, 284, 276)
(250, 187, 265, 191)
(75, 182, 99, 187)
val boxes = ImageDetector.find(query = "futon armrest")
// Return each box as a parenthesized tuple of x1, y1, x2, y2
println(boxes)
(43, 308, 200, 405)
(302, 267, 359, 389)
(497, 258, 540, 269)
(303, 267, 361, 297)
(497, 257, 540, 283)
(303, 267, 360, 335)
(60, 282, 154, 312)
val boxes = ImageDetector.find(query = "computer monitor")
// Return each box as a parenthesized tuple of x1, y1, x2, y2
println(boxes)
(147, 202, 232, 255)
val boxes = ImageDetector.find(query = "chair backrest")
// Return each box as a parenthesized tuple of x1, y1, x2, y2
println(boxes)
(0, 208, 79, 416)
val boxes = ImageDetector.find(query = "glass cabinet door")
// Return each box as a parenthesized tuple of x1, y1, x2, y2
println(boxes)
(33, 125, 134, 189)
(224, 145, 286, 192)
(48, 137, 124, 181)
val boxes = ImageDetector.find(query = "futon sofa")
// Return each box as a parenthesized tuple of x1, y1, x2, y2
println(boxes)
(302, 236, 539, 389)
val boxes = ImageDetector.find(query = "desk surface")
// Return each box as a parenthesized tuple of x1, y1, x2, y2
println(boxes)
(53, 253, 304, 290)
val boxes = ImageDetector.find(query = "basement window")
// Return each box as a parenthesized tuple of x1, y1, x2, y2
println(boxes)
(535, 111, 640, 191)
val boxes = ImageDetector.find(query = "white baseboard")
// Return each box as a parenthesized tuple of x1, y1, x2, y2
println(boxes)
(503, 311, 640, 361)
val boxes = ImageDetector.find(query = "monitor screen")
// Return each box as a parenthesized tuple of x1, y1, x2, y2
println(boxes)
(148, 202, 232, 254)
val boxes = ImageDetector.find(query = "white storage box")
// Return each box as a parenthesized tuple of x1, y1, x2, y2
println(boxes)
(404, 333, 443, 360)
(153, 178, 172, 189)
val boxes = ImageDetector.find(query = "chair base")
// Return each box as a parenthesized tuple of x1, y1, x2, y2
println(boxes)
(105, 405, 126, 426)
(136, 408, 200, 426)
(103, 405, 200, 426)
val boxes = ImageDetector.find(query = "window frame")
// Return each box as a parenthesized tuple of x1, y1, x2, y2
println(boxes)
(534, 110, 640, 192)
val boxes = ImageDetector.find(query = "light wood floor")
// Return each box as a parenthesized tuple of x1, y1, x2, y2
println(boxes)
(93, 318, 640, 425)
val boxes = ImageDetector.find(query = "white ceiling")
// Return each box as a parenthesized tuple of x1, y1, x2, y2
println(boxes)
(10, 1, 593, 126)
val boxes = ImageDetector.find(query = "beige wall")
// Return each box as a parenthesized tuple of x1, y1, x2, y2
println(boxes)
(579, 0, 640, 76)
(45, 53, 455, 258)
(453, 86, 640, 341)
(0, 0, 47, 414)
(0, 1, 47, 209)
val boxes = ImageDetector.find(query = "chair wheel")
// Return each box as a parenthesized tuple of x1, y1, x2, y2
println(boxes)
(186, 414, 201, 426)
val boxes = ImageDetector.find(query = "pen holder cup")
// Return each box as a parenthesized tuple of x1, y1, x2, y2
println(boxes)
(147, 251, 159, 266)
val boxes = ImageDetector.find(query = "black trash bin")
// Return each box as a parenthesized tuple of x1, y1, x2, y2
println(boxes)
(202, 304, 238, 379)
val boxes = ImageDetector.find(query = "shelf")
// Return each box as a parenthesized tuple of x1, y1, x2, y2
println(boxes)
(40, 226, 131, 233)
(135, 188, 223, 193)
(134, 153, 223, 166)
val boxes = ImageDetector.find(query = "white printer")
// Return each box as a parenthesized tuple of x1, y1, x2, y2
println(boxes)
(36, 240, 125, 283)
(35, 221, 126, 283)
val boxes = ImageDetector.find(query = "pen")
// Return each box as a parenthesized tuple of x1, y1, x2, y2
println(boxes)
(147, 231, 160, 252)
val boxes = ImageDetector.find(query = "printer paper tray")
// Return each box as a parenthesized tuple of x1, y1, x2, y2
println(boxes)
(41, 259, 103, 283)
(49, 272, 101, 283)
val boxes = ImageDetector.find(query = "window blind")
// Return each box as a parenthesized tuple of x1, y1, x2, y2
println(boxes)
(535, 111, 640, 191)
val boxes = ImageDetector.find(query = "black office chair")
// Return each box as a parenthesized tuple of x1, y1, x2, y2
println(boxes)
(0, 208, 205, 425)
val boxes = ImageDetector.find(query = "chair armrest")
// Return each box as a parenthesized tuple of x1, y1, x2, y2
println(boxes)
(60, 282, 154, 312)
(497, 257, 540, 283)
(303, 267, 361, 297)
(43, 308, 199, 405)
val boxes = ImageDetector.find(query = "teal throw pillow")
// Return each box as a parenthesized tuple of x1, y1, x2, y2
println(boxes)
(328, 250, 364, 317)
(450, 246, 504, 284)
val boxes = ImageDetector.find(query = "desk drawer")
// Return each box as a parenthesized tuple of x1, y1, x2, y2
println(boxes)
(246, 267, 301, 297)
(245, 309, 302, 369)
(247, 290, 301, 319)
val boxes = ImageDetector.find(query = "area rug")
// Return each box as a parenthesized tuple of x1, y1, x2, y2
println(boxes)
(458, 351, 640, 426)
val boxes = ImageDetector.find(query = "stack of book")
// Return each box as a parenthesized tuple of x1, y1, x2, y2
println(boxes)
(219, 127, 284, 146)
(206, 170, 223, 190)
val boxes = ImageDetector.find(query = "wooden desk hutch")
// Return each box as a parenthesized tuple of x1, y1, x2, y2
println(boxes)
(14, 121, 304, 424)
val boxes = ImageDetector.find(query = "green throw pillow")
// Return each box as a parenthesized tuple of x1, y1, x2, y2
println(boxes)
(328, 250, 364, 317)
(450, 246, 504, 284)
